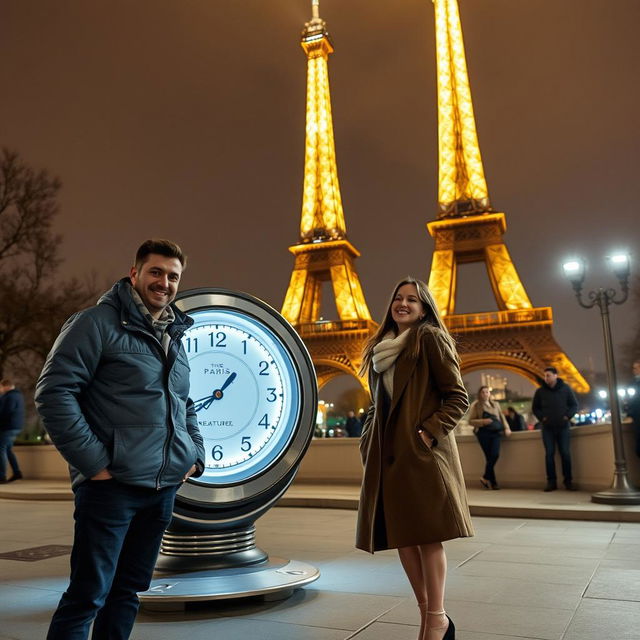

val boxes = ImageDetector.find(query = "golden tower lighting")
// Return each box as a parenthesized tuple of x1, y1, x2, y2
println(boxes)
(427, 0, 589, 393)
(281, 0, 376, 390)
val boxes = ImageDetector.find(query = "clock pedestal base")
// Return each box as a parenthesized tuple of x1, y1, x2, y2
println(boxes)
(139, 557, 319, 611)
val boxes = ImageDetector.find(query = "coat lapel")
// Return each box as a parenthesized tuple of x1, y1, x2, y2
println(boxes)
(389, 350, 418, 416)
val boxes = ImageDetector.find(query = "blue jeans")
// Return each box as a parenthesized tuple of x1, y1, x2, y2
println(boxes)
(0, 430, 21, 480)
(476, 429, 502, 486)
(542, 425, 572, 484)
(47, 479, 178, 640)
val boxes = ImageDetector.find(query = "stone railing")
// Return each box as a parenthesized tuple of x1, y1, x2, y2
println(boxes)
(294, 423, 640, 492)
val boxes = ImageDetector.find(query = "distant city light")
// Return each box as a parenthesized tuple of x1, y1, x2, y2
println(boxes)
(609, 253, 630, 264)
(563, 260, 582, 273)
(597, 389, 608, 399)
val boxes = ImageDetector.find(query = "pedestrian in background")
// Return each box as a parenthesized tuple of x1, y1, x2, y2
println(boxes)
(0, 378, 24, 484)
(468, 386, 511, 490)
(627, 359, 640, 456)
(345, 410, 362, 437)
(505, 406, 526, 432)
(357, 277, 472, 640)
(532, 366, 578, 491)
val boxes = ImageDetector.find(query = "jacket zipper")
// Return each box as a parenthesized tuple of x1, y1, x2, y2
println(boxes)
(122, 319, 174, 490)
(156, 364, 174, 490)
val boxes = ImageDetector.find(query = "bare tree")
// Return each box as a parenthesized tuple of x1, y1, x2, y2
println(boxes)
(0, 148, 98, 392)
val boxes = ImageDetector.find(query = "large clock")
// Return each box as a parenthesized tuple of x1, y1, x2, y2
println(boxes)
(151, 288, 318, 581)
(184, 305, 301, 486)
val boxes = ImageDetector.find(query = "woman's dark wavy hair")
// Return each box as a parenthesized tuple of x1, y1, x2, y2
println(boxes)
(360, 277, 458, 376)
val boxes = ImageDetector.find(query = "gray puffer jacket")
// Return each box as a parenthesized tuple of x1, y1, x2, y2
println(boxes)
(35, 278, 205, 490)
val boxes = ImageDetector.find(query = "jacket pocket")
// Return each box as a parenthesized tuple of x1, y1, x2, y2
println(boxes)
(110, 426, 165, 486)
(162, 425, 198, 485)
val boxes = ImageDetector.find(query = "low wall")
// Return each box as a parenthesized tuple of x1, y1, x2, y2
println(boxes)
(14, 424, 640, 492)
(295, 423, 640, 492)
(13, 444, 69, 480)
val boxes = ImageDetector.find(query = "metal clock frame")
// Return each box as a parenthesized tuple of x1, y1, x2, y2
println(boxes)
(173, 287, 317, 512)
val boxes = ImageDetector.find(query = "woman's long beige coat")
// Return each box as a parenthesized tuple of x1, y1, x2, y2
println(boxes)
(356, 328, 474, 553)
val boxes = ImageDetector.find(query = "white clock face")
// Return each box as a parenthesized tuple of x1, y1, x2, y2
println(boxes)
(183, 308, 301, 485)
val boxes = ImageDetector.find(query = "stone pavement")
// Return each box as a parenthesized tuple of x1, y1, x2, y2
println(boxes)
(2, 484, 640, 639)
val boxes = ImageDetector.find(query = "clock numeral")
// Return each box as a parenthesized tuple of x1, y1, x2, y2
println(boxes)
(266, 388, 277, 402)
(241, 436, 251, 452)
(241, 340, 247, 355)
(211, 445, 223, 461)
(258, 361, 270, 376)
(209, 331, 227, 348)
(185, 337, 198, 353)
(258, 414, 270, 429)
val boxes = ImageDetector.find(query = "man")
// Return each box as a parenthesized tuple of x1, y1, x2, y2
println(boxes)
(345, 410, 362, 437)
(0, 378, 24, 483)
(627, 360, 640, 456)
(35, 239, 205, 640)
(532, 366, 578, 492)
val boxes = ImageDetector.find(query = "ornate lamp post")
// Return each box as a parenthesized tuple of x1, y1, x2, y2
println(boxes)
(563, 253, 640, 504)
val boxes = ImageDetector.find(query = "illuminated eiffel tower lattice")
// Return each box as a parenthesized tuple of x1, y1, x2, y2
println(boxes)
(427, 0, 589, 392)
(282, 0, 376, 390)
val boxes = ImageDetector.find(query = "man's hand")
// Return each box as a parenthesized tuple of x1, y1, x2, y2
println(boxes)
(90, 468, 113, 481)
(183, 464, 197, 481)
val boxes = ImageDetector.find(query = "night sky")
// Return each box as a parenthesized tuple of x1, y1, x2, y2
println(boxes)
(1, 0, 639, 394)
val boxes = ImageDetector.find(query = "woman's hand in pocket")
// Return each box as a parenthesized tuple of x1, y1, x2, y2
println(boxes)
(417, 428, 434, 449)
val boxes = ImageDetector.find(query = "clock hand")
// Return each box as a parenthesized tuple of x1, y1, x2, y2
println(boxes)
(199, 372, 239, 411)
(219, 372, 237, 393)
(193, 393, 216, 412)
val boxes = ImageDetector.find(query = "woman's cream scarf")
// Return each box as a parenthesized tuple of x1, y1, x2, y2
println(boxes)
(372, 330, 410, 397)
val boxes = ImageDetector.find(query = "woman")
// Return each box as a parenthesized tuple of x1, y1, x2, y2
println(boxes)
(357, 277, 473, 640)
(468, 386, 511, 490)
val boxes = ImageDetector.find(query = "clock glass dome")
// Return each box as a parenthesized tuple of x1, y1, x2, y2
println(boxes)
(182, 307, 301, 486)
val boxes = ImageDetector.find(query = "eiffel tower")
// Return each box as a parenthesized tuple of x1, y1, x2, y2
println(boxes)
(427, 0, 589, 392)
(281, 0, 376, 390)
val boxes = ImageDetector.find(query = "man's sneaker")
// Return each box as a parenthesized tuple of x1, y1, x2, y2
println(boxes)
(543, 483, 557, 492)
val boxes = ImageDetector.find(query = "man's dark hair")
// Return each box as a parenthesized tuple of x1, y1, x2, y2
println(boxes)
(544, 366, 558, 375)
(0, 377, 14, 387)
(134, 239, 186, 270)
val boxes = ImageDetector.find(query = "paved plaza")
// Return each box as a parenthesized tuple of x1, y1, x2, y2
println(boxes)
(2, 489, 640, 640)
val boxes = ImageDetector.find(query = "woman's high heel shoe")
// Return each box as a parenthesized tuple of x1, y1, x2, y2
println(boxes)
(426, 610, 455, 640)
(480, 477, 490, 490)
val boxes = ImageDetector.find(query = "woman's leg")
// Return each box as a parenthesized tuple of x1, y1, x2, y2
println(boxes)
(476, 431, 492, 485)
(486, 434, 501, 486)
(418, 542, 450, 640)
(398, 545, 428, 639)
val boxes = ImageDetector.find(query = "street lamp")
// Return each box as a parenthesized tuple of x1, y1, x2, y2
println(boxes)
(562, 252, 640, 504)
